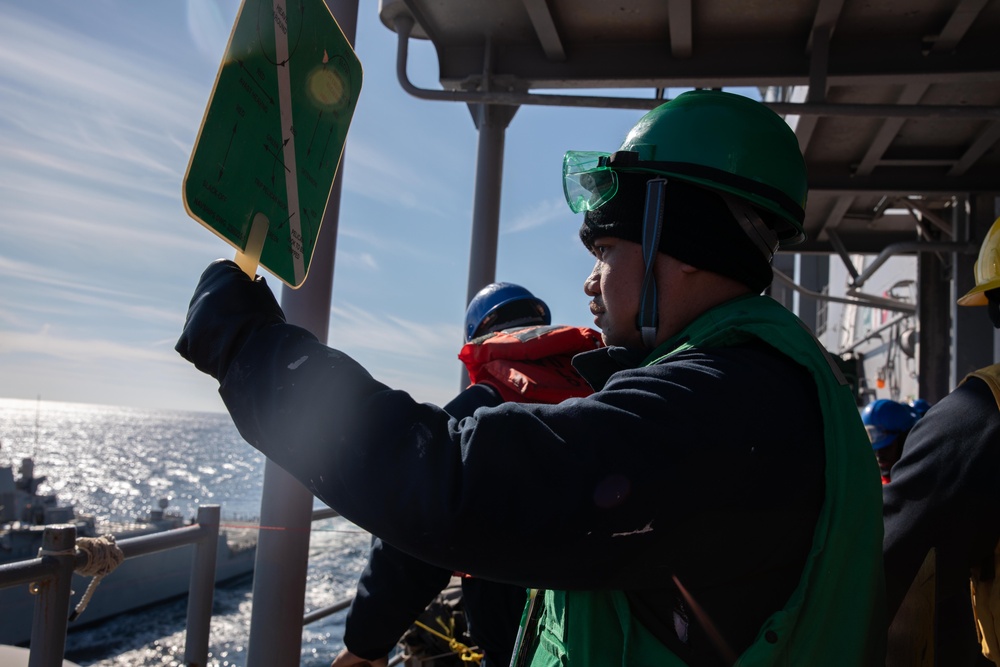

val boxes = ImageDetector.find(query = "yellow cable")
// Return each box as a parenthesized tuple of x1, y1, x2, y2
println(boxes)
(412, 615, 484, 664)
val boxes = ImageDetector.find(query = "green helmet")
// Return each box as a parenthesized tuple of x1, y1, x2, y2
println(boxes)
(564, 89, 808, 245)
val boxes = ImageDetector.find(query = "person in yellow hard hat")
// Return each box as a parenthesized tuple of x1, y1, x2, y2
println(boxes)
(176, 90, 885, 667)
(883, 215, 1000, 666)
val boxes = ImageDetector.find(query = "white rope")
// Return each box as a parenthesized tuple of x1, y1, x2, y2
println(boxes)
(67, 534, 124, 621)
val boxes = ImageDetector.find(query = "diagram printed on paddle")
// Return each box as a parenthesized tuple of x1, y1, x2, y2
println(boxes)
(183, 0, 362, 287)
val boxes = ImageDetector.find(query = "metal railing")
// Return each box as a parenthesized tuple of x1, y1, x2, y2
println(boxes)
(0, 505, 362, 667)
(302, 506, 355, 626)
(301, 508, 414, 667)
(0, 505, 222, 667)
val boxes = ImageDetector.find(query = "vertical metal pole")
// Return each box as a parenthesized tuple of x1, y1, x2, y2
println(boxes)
(28, 525, 76, 667)
(460, 103, 518, 388)
(245, 2, 358, 665)
(464, 106, 506, 302)
(184, 505, 221, 667)
(918, 246, 951, 403)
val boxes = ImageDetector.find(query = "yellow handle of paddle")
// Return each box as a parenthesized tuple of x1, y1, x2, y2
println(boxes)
(234, 212, 269, 278)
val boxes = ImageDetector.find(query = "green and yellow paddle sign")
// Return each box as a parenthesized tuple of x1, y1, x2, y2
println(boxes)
(183, 0, 362, 287)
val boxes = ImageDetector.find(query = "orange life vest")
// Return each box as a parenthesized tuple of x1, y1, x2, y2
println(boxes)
(458, 325, 603, 404)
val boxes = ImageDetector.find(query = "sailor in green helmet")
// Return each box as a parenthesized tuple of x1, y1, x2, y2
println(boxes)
(177, 90, 885, 666)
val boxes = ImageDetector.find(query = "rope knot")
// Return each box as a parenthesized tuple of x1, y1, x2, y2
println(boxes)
(75, 534, 124, 577)
(69, 534, 124, 621)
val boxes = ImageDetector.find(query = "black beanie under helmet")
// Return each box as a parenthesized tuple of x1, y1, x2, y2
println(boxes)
(579, 172, 776, 294)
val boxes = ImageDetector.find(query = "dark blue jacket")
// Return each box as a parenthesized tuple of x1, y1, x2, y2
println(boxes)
(344, 383, 525, 666)
(218, 323, 825, 666)
(883, 376, 1000, 666)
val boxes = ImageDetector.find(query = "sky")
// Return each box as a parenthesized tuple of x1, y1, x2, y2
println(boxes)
(0, 1, 752, 414)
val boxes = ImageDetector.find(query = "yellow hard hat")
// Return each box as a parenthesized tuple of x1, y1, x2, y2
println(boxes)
(958, 215, 1000, 306)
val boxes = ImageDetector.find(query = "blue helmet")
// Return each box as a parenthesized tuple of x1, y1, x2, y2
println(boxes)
(861, 399, 917, 450)
(465, 282, 551, 341)
(909, 398, 931, 419)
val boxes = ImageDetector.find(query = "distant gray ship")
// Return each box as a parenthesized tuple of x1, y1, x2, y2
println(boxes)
(0, 457, 257, 646)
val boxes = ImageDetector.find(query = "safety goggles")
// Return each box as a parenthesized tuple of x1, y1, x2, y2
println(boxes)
(563, 151, 620, 213)
(564, 149, 673, 213)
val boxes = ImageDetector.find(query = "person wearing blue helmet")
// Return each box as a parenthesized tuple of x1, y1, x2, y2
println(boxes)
(908, 398, 931, 420)
(335, 283, 601, 667)
(861, 399, 917, 483)
(456, 283, 602, 406)
(464, 282, 551, 342)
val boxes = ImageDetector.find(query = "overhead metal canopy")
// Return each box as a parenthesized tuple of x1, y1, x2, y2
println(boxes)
(378, 0, 1000, 255)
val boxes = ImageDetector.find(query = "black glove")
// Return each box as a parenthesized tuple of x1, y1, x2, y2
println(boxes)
(175, 259, 286, 380)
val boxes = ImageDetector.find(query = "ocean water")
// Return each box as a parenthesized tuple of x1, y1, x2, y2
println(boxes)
(0, 397, 372, 666)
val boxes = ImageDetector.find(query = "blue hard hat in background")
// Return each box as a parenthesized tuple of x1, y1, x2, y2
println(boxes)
(861, 399, 917, 450)
(908, 398, 931, 419)
(465, 282, 551, 341)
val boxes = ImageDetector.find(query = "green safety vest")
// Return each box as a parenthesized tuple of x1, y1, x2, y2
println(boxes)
(525, 294, 886, 667)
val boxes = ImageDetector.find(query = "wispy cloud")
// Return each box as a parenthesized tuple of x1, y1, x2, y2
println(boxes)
(0, 10, 205, 131)
(341, 136, 457, 216)
(0, 201, 218, 258)
(186, 0, 240, 65)
(0, 256, 184, 327)
(0, 328, 173, 364)
(336, 225, 392, 247)
(504, 197, 573, 233)
(0, 9, 208, 193)
(0, 255, 136, 298)
(328, 248, 380, 272)
(0, 143, 174, 198)
(327, 301, 465, 406)
(329, 301, 459, 359)
(0, 6, 222, 277)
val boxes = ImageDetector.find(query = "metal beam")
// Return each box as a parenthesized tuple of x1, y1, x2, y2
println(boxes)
(855, 84, 930, 175)
(948, 122, 1000, 176)
(793, 110, 820, 153)
(769, 100, 1000, 120)
(796, 0, 844, 153)
(521, 0, 566, 61)
(826, 228, 860, 281)
(897, 198, 955, 237)
(793, 236, 932, 255)
(809, 170, 1000, 194)
(816, 195, 854, 241)
(667, 0, 693, 58)
(773, 269, 916, 313)
(806, 0, 847, 53)
(878, 159, 958, 167)
(849, 240, 978, 288)
(393, 19, 1000, 119)
(930, 0, 990, 53)
(807, 26, 830, 103)
(434, 37, 1000, 89)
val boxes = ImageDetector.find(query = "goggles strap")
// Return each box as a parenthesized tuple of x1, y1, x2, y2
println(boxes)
(720, 193, 778, 262)
(638, 179, 668, 349)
